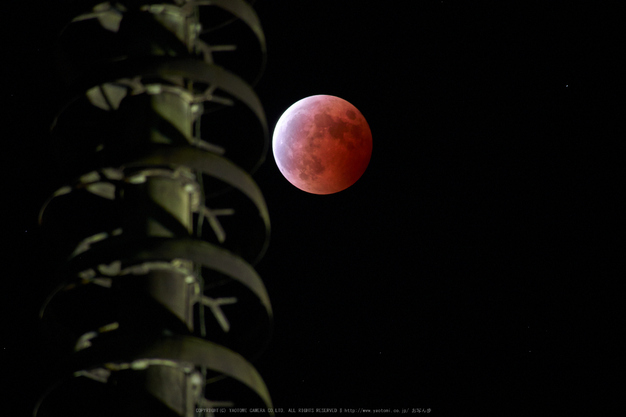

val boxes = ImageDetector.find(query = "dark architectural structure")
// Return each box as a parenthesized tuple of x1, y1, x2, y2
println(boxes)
(34, 1, 273, 415)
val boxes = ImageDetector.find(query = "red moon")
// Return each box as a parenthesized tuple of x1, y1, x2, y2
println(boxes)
(272, 95, 373, 195)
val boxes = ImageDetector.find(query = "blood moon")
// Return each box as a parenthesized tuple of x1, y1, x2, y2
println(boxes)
(272, 95, 372, 194)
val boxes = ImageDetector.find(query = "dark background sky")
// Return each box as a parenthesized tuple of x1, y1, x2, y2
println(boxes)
(3, 1, 619, 415)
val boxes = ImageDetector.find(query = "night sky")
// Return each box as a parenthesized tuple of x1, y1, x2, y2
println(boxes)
(3, 1, 619, 415)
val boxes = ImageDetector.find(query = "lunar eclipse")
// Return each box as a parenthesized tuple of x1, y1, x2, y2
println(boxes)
(272, 95, 372, 194)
